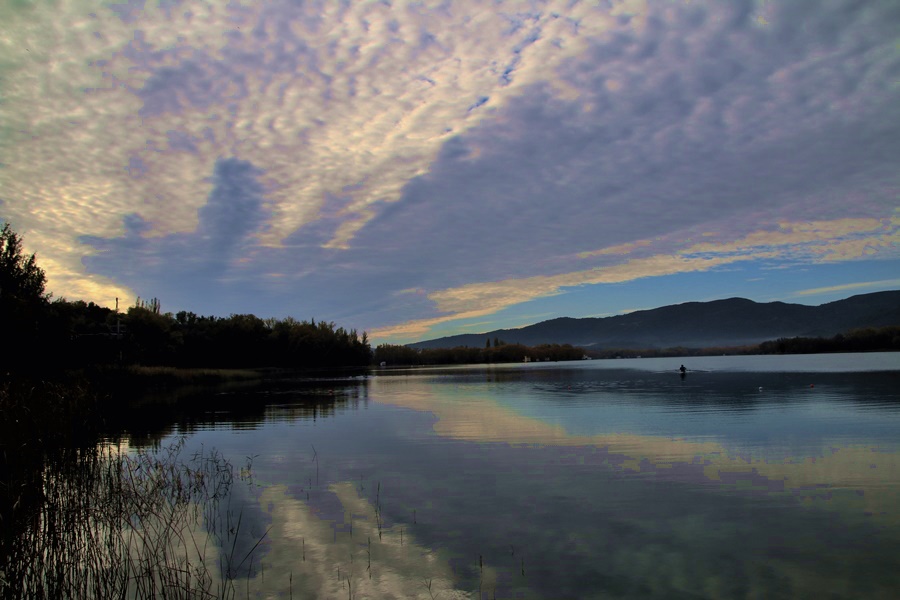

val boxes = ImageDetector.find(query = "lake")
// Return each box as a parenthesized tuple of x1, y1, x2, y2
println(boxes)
(126, 353, 900, 599)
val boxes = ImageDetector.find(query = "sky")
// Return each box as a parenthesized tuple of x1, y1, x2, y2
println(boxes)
(1, 0, 898, 345)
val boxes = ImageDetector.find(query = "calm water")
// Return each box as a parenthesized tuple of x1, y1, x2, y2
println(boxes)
(130, 353, 900, 599)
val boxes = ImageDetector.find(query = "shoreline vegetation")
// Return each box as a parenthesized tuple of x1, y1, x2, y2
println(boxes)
(374, 325, 900, 366)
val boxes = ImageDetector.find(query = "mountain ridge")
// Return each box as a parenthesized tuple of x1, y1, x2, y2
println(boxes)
(408, 291, 900, 350)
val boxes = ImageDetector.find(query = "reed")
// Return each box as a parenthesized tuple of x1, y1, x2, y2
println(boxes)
(0, 437, 265, 600)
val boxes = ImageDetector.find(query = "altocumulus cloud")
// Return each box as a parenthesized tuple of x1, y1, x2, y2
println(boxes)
(1, 0, 898, 341)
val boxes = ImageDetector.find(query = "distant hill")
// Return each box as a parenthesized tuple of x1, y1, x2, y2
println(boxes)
(409, 291, 900, 350)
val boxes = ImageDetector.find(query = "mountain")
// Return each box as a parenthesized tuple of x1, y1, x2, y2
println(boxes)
(408, 291, 900, 350)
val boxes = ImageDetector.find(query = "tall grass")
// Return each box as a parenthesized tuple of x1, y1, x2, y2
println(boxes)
(0, 438, 264, 599)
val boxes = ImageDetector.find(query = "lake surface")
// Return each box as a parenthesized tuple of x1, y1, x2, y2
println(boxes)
(129, 353, 900, 599)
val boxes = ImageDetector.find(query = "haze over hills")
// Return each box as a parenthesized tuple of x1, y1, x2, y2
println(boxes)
(408, 291, 900, 350)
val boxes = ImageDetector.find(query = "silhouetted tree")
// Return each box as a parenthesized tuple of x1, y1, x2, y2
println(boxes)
(1, 223, 51, 366)
(0, 223, 47, 304)
(135, 296, 161, 314)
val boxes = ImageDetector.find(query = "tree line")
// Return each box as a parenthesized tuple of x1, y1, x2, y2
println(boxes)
(0, 222, 371, 371)
(757, 327, 900, 355)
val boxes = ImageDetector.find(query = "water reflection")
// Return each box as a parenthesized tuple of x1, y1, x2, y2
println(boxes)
(370, 364, 900, 527)
(111, 376, 371, 447)
(132, 356, 900, 598)
(247, 483, 471, 599)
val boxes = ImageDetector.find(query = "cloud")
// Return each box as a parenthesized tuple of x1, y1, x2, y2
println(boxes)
(792, 278, 900, 298)
(80, 157, 269, 312)
(354, 0, 899, 275)
(3, 0, 623, 292)
(681, 217, 900, 263)
(2, 0, 899, 336)
(197, 159, 268, 258)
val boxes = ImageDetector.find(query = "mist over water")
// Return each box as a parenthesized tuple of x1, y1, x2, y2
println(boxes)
(132, 353, 900, 598)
